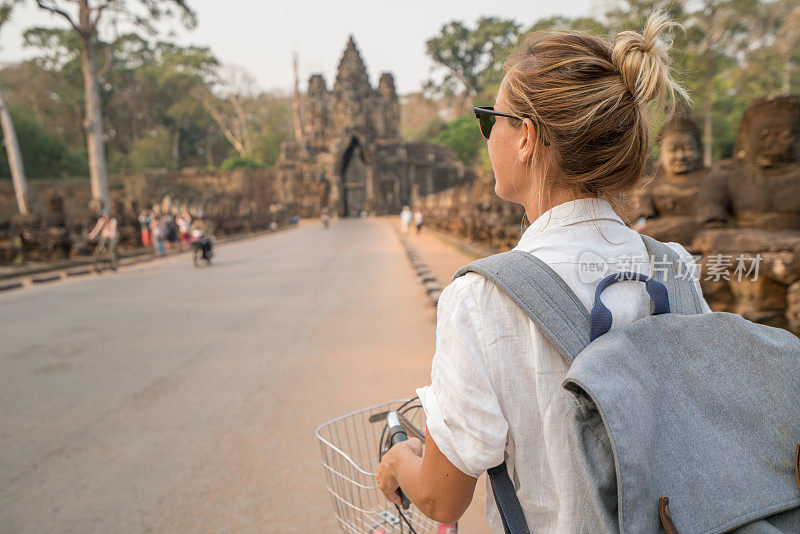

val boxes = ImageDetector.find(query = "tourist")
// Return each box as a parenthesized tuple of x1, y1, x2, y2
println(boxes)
(321, 207, 331, 229)
(177, 210, 192, 251)
(138, 209, 152, 248)
(88, 209, 119, 271)
(413, 209, 424, 234)
(163, 212, 178, 254)
(376, 11, 713, 532)
(399, 206, 412, 236)
(190, 211, 215, 261)
(151, 214, 166, 257)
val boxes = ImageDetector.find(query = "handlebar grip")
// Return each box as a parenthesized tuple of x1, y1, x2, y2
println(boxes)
(386, 412, 411, 510)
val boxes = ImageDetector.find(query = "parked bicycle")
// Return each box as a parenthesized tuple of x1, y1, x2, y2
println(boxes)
(316, 397, 457, 534)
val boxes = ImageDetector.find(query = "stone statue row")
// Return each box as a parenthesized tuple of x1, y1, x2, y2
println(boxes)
(631, 96, 800, 244)
(630, 95, 800, 333)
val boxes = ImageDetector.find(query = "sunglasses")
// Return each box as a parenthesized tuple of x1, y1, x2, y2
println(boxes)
(473, 106, 550, 146)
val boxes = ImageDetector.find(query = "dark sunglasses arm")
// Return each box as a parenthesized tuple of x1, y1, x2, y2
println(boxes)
(473, 106, 518, 120)
(474, 107, 551, 146)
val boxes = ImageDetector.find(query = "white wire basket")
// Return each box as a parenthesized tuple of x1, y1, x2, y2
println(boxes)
(316, 399, 438, 534)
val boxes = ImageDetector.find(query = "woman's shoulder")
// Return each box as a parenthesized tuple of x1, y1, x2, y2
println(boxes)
(440, 268, 535, 325)
(442, 269, 508, 304)
(660, 241, 700, 265)
(439, 272, 486, 314)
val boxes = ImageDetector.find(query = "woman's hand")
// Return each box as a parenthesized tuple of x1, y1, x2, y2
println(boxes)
(376, 437, 423, 506)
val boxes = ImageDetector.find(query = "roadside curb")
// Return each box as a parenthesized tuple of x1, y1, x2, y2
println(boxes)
(32, 274, 62, 284)
(394, 224, 442, 306)
(0, 223, 298, 293)
(0, 281, 23, 292)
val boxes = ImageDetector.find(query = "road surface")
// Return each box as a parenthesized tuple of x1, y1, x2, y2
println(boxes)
(0, 218, 490, 533)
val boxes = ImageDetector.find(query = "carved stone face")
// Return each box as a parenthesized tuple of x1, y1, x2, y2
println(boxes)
(746, 113, 799, 167)
(659, 132, 701, 175)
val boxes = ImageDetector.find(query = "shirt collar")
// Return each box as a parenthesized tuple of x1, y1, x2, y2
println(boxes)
(518, 197, 625, 244)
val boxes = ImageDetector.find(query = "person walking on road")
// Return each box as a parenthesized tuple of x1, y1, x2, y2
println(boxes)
(88, 209, 120, 271)
(138, 209, 152, 248)
(400, 206, 412, 236)
(376, 11, 714, 532)
(413, 209, 424, 234)
(151, 213, 166, 257)
(163, 212, 178, 254)
(177, 210, 192, 250)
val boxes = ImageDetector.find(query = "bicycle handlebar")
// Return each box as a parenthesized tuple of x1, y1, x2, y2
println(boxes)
(386, 411, 411, 510)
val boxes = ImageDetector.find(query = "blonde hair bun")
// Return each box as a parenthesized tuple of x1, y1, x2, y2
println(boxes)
(612, 10, 688, 108)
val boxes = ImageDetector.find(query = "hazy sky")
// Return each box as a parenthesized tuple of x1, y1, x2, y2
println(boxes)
(0, 0, 601, 95)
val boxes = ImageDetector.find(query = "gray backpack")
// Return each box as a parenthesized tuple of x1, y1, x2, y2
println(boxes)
(454, 234, 800, 533)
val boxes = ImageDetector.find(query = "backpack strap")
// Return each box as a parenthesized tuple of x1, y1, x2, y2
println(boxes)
(639, 235, 704, 315)
(487, 463, 530, 534)
(453, 249, 591, 363)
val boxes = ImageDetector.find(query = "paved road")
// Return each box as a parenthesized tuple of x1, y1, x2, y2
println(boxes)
(0, 218, 489, 534)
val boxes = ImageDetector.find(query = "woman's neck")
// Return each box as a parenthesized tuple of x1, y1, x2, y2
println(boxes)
(523, 188, 586, 224)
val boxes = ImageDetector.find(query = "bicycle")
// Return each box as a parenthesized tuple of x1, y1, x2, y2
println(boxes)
(316, 397, 458, 534)
(91, 239, 114, 273)
(191, 232, 214, 267)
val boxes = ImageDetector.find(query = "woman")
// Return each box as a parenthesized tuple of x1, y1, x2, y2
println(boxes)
(138, 209, 153, 248)
(376, 11, 712, 532)
(177, 210, 192, 249)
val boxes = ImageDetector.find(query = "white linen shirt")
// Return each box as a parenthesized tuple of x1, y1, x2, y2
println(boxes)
(417, 197, 711, 534)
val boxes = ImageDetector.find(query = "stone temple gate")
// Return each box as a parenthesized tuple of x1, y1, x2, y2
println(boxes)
(276, 36, 473, 217)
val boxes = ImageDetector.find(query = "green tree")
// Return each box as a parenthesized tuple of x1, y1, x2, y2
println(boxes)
(16, 30, 223, 172)
(250, 94, 291, 167)
(435, 114, 484, 165)
(111, 38, 219, 169)
(0, 4, 30, 213)
(424, 17, 522, 114)
(127, 126, 174, 171)
(524, 15, 609, 35)
(1, 40, 85, 149)
(744, 0, 800, 94)
(684, 0, 757, 166)
(2, 0, 198, 211)
(0, 104, 88, 178)
(220, 155, 264, 170)
(200, 67, 292, 166)
(410, 115, 447, 143)
(604, 0, 686, 31)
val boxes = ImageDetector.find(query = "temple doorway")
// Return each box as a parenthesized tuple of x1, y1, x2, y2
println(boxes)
(340, 137, 367, 217)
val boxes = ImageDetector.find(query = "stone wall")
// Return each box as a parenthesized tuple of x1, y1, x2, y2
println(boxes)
(0, 178, 93, 222)
(0, 168, 287, 264)
(415, 172, 526, 253)
(119, 168, 284, 236)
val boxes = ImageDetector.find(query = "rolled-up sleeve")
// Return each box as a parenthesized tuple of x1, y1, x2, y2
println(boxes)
(417, 277, 508, 479)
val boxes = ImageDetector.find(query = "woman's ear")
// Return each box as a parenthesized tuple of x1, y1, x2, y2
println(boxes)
(518, 117, 538, 163)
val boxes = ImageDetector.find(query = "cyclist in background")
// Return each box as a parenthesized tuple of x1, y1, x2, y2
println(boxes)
(190, 211, 215, 261)
(88, 209, 119, 271)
